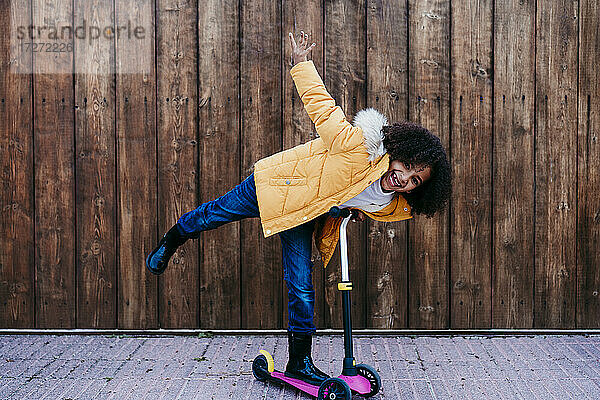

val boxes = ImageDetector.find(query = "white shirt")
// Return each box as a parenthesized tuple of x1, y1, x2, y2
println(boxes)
(339, 177, 395, 212)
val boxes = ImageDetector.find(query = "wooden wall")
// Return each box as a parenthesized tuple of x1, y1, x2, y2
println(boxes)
(1, 0, 598, 329)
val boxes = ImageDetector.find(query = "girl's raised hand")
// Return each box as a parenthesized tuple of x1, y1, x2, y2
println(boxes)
(288, 30, 316, 67)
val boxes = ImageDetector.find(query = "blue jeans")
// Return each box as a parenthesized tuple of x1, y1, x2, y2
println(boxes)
(177, 173, 317, 334)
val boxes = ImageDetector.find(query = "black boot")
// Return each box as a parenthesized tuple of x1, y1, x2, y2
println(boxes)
(145, 224, 189, 275)
(285, 332, 329, 385)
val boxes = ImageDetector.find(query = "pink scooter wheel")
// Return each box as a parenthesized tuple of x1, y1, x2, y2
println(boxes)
(317, 377, 351, 400)
(356, 363, 381, 397)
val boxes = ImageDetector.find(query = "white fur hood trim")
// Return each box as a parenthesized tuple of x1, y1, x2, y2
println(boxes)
(352, 107, 388, 162)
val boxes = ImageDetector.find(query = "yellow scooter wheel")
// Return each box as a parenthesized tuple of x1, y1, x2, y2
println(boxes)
(258, 349, 275, 372)
(252, 350, 275, 382)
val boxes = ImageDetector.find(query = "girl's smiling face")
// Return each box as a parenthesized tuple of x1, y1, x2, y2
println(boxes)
(380, 160, 432, 193)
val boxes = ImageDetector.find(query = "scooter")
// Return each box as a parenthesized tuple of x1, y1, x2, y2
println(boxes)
(252, 207, 381, 399)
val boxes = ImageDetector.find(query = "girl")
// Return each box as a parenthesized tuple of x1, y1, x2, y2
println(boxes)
(146, 31, 451, 385)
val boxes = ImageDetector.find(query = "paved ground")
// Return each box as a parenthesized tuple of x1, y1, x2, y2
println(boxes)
(1, 334, 600, 399)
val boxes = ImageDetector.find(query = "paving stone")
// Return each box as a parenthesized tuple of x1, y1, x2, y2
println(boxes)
(79, 358, 124, 379)
(544, 377, 581, 399)
(443, 378, 473, 400)
(429, 378, 451, 398)
(103, 377, 137, 400)
(39, 378, 81, 400)
(511, 359, 538, 381)
(0, 378, 27, 399)
(158, 378, 188, 400)
(23, 379, 70, 399)
(571, 360, 600, 379)
(412, 379, 436, 399)
(479, 379, 505, 399)
(579, 343, 600, 359)
(8, 341, 45, 360)
(394, 379, 417, 398)
(160, 359, 197, 379)
(17, 358, 53, 379)
(10, 379, 49, 400)
(571, 378, 600, 398)
(187, 379, 214, 399)
(53, 379, 96, 399)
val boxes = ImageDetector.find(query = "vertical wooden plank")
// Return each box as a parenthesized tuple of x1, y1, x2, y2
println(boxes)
(535, 0, 578, 328)
(74, 0, 117, 328)
(0, 0, 34, 328)
(240, 0, 283, 329)
(493, 0, 535, 328)
(323, 0, 367, 329)
(32, 0, 76, 328)
(407, 0, 450, 329)
(282, 4, 324, 329)
(577, 0, 600, 328)
(450, 0, 493, 328)
(116, 0, 157, 329)
(365, 0, 409, 329)
(197, 0, 240, 329)
(157, 0, 198, 329)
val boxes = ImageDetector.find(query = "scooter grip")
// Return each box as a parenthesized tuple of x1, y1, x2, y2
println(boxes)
(329, 206, 358, 219)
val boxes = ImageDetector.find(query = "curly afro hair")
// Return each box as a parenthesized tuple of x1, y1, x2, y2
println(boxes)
(382, 121, 451, 218)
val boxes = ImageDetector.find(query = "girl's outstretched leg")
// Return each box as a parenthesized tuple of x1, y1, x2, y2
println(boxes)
(145, 224, 189, 275)
(146, 173, 259, 275)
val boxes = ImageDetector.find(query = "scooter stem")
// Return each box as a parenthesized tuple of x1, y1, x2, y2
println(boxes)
(339, 215, 357, 376)
(340, 216, 351, 282)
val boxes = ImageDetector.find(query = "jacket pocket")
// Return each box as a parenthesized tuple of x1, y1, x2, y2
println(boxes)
(270, 177, 307, 186)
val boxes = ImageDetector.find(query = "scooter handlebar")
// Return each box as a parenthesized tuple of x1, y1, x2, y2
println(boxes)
(329, 206, 358, 219)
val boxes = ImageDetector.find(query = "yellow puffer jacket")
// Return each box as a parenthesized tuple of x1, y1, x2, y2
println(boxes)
(253, 60, 412, 267)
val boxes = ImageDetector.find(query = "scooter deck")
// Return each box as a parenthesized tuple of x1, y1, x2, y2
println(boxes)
(264, 369, 372, 397)
(265, 370, 319, 397)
